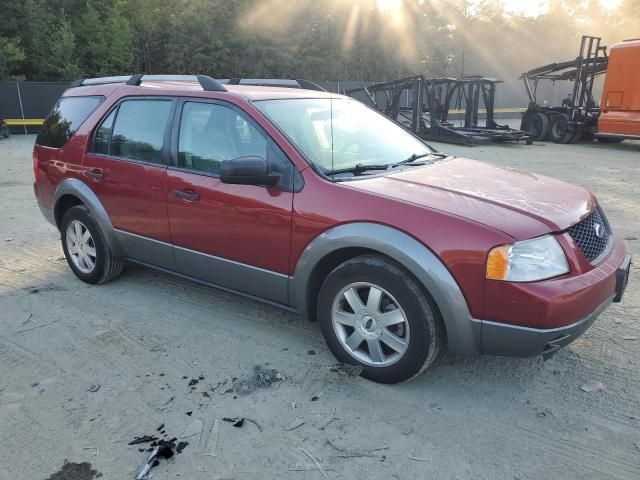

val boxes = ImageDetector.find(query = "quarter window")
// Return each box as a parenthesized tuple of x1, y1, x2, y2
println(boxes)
(103, 99, 173, 164)
(178, 102, 267, 175)
(36, 96, 104, 148)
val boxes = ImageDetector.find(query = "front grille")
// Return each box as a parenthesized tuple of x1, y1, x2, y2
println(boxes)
(567, 207, 612, 263)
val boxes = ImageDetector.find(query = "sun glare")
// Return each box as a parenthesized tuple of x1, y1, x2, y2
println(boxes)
(376, 0, 403, 12)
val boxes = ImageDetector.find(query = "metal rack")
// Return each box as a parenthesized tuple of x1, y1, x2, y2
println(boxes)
(344, 75, 531, 146)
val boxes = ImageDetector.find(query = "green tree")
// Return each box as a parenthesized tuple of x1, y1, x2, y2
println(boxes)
(90, 5, 134, 76)
(0, 37, 26, 80)
(46, 15, 81, 80)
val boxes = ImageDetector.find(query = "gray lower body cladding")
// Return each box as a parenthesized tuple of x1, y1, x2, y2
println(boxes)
(473, 295, 613, 359)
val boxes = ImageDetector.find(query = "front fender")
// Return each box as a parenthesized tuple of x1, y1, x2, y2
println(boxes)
(290, 222, 481, 355)
(53, 178, 123, 257)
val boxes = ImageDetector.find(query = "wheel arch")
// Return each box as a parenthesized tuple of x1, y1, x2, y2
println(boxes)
(289, 222, 481, 355)
(53, 178, 123, 257)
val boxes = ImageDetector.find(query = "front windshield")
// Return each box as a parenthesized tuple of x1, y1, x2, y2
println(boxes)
(254, 98, 432, 173)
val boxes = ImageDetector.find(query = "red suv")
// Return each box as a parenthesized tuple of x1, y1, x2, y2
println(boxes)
(33, 75, 631, 383)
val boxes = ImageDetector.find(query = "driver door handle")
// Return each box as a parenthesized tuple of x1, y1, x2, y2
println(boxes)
(172, 188, 200, 202)
(84, 168, 104, 181)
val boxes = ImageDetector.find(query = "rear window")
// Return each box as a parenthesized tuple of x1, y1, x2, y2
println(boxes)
(36, 96, 104, 148)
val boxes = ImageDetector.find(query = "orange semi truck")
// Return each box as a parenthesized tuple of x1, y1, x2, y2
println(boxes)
(521, 36, 640, 144)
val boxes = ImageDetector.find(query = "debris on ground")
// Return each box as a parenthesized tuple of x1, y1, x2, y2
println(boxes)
(136, 445, 160, 480)
(232, 365, 284, 395)
(205, 419, 219, 457)
(180, 419, 204, 439)
(327, 439, 388, 458)
(186, 411, 193, 416)
(87, 384, 101, 393)
(223, 417, 244, 428)
(176, 441, 189, 453)
(188, 379, 199, 387)
(45, 461, 102, 480)
(297, 447, 328, 478)
(131, 426, 190, 479)
(624, 235, 638, 241)
(128, 436, 157, 445)
(311, 396, 319, 402)
(329, 363, 363, 377)
(622, 335, 638, 340)
(25, 283, 66, 295)
(408, 455, 430, 462)
(22, 312, 33, 325)
(308, 350, 316, 355)
(580, 380, 605, 393)
(284, 417, 305, 431)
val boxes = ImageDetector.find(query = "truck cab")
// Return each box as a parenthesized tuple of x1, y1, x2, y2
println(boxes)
(598, 38, 640, 140)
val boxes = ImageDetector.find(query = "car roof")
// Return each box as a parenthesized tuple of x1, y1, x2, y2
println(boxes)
(63, 80, 342, 102)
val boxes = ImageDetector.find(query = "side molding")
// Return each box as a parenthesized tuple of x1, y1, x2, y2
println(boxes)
(53, 178, 123, 256)
(290, 223, 481, 355)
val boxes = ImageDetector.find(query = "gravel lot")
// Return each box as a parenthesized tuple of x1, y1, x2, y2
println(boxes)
(1, 135, 639, 480)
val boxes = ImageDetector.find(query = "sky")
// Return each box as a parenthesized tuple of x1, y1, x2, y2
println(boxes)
(501, 0, 623, 16)
(375, 0, 624, 17)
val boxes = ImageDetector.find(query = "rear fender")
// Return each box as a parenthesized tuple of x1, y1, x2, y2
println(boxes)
(53, 178, 123, 256)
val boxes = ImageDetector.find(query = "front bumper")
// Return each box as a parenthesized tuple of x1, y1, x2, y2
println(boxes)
(475, 251, 631, 358)
(479, 295, 612, 359)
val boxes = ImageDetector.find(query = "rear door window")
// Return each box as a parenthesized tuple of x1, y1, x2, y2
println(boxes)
(36, 96, 104, 148)
(109, 100, 173, 164)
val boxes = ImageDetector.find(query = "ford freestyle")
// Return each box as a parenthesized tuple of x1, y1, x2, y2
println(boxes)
(33, 75, 632, 383)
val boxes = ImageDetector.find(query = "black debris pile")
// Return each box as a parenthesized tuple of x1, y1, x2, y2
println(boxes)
(232, 365, 284, 396)
(130, 427, 189, 479)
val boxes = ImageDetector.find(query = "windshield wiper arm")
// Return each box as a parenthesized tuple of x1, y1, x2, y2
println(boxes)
(392, 152, 447, 168)
(325, 152, 448, 176)
(325, 163, 392, 176)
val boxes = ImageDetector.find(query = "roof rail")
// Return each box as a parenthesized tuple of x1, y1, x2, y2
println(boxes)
(69, 74, 227, 92)
(222, 78, 326, 92)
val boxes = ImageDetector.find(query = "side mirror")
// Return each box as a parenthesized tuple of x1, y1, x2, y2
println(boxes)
(220, 156, 281, 186)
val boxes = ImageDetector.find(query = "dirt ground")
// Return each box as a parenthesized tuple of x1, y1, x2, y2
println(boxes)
(1, 135, 639, 480)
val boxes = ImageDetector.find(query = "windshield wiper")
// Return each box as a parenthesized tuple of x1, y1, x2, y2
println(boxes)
(325, 163, 392, 176)
(391, 151, 447, 168)
(325, 152, 448, 177)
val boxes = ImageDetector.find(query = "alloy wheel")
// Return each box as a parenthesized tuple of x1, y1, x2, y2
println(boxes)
(65, 220, 97, 274)
(331, 282, 410, 367)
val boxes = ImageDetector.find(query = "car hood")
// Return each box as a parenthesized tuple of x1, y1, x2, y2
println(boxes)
(345, 157, 595, 240)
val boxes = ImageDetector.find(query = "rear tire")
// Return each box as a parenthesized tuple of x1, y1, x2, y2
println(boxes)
(61, 205, 124, 284)
(524, 112, 550, 140)
(549, 114, 574, 144)
(317, 255, 443, 384)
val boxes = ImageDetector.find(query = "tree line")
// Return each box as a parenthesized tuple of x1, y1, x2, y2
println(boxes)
(0, 0, 638, 83)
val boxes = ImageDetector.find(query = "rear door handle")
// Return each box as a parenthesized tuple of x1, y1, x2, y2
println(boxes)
(172, 189, 200, 202)
(84, 168, 104, 181)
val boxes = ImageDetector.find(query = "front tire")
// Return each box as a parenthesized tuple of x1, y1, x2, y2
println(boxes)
(61, 205, 123, 284)
(318, 255, 443, 383)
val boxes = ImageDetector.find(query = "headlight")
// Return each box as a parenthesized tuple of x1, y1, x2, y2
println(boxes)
(486, 235, 569, 282)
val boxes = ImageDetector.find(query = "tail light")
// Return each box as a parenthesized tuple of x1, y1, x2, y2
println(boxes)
(33, 149, 40, 183)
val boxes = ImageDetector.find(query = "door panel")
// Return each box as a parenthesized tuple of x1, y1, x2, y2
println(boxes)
(82, 98, 176, 269)
(167, 99, 294, 303)
(167, 171, 292, 272)
(83, 154, 171, 242)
